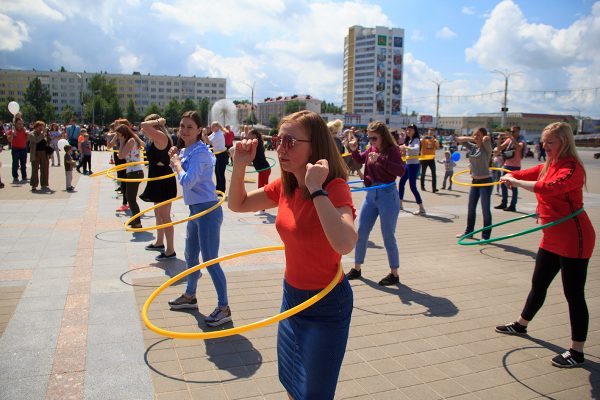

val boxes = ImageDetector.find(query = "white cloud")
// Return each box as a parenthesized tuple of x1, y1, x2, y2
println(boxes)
(51, 40, 85, 71)
(0, 14, 29, 51)
(116, 46, 142, 73)
(411, 29, 425, 41)
(1, 0, 65, 21)
(436, 27, 456, 39)
(462, 6, 475, 15)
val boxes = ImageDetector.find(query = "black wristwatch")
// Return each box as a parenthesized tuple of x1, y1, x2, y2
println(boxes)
(309, 189, 328, 200)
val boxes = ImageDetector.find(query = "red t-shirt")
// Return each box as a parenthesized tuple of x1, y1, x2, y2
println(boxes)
(11, 128, 28, 149)
(224, 130, 234, 147)
(512, 157, 595, 259)
(264, 177, 356, 290)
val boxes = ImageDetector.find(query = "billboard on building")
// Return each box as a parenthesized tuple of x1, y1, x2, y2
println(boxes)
(582, 119, 600, 134)
(376, 47, 387, 114)
(391, 45, 402, 115)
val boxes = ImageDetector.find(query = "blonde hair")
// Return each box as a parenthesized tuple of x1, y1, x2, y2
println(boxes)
(327, 119, 343, 135)
(538, 122, 586, 185)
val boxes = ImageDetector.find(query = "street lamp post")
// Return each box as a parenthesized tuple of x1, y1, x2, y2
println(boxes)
(493, 69, 521, 129)
(76, 73, 84, 119)
(91, 90, 100, 127)
(241, 81, 255, 126)
(431, 79, 446, 133)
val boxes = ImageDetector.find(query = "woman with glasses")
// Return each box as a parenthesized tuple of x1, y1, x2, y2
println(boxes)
(229, 110, 357, 399)
(345, 121, 406, 286)
(398, 124, 426, 215)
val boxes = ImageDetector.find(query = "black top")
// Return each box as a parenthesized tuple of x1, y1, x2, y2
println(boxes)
(253, 144, 270, 171)
(139, 140, 177, 203)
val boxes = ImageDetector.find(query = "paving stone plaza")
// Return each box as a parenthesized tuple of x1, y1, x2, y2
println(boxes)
(1, 148, 599, 399)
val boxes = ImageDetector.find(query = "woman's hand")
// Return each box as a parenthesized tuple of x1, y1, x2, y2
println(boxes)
(368, 152, 380, 164)
(168, 146, 180, 168)
(500, 173, 516, 189)
(348, 138, 359, 152)
(233, 139, 257, 166)
(305, 159, 329, 192)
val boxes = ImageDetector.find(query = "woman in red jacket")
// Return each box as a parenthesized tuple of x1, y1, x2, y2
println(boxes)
(495, 122, 595, 368)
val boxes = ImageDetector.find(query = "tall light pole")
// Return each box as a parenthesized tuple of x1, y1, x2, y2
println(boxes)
(76, 73, 84, 119)
(431, 79, 446, 132)
(91, 90, 100, 127)
(493, 69, 521, 129)
(241, 81, 255, 126)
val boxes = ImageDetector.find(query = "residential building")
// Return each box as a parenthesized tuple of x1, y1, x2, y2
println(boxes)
(0, 69, 226, 117)
(236, 103, 256, 125)
(256, 95, 321, 126)
(343, 25, 405, 127)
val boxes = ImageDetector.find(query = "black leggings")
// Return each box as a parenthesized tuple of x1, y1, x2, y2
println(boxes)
(521, 248, 589, 342)
(215, 151, 229, 193)
(126, 170, 143, 224)
(115, 156, 127, 205)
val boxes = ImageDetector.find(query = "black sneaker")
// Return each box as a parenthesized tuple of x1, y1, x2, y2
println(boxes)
(503, 206, 517, 212)
(551, 349, 584, 368)
(346, 268, 361, 280)
(145, 243, 165, 251)
(155, 252, 176, 261)
(168, 294, 197, 309)
(495, 322, 527, 335)
(494, 204, 507, 209)
(205, 306, 232, 327)
(379, 273, 400, 286)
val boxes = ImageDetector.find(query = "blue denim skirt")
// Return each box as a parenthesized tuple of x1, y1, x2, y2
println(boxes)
(277, 276, 353, 399)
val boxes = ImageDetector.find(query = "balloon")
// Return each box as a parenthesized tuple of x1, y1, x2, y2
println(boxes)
(8, 101, 20, 115)
(58, 138, 69, 152)
(451, 152, 461, 162)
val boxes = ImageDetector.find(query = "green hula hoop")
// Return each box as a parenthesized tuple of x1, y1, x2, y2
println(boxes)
(458, 208, 584, 246)
(226, 156, 276, 173)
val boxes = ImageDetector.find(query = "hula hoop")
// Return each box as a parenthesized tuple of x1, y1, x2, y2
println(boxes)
(402, 154, 435, 161)
(341, 152, 352, 157)
(124, 190, 225, 232)
(89, 161, 145, 177)
(451, 167, 512, 187)
(226, 157, 276, 173)
(457, 208, 585, 246)
(348, 179, 396, 192)
(141, 245, 343, 339)
(106, 162, 176, 182)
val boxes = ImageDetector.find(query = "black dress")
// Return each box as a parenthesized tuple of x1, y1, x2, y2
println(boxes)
(139, 141, 177, 203)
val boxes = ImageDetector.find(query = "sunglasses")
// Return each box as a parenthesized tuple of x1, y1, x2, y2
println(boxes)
(271, 135, 311, 150)
(368, 136, 379, 142)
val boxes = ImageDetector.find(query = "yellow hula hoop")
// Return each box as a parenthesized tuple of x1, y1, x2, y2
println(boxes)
(89, 161, 145, 177)
(451, 167, 512, 187)
(341, 152, 352, 157)
(402, 154, 435, 161)
(141, 245, 344, 339)
(124, 190, 225, 232)
(106, 162, 176, 182)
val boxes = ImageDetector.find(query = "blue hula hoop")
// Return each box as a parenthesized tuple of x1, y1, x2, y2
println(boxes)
(348, 179, 396, 192)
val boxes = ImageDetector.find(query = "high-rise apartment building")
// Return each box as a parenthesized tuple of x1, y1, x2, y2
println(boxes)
(0, 69, 226, 117)
(343, 25, 405, 126)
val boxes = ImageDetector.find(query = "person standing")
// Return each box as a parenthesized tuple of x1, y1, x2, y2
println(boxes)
(28, 121, 51, 192)
(203, 121, 228, 193)
(224, 124, 235, 151)
(420, 128, 439, 192)
(116, 124, 145, 229)
(65, 118, 81, 149)
(495, 122, 595, 368)
(454, 128, 493, 240)
(49, 123, 61, 167)
(167, 111, 231, 327)
(80, 131, 92, 175)
(63, 145, 76, 191)
(245, 128, 272, 216)
(7, 117, 28, 183)
(437, 150, 456, 190)
(345, 121, 406, 286)
(228, 110, 357, 399)
(495, 126, 524, 212)
(398, 124, 426, 215)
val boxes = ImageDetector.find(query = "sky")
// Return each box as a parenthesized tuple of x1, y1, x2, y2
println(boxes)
(1, 0, 599, 118)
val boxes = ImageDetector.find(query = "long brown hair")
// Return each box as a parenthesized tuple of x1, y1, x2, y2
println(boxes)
(279, 110, 348, 198)
(144, 113, 173, 147)
(367, 121, 397, 154)
(538, 122, 586, 185)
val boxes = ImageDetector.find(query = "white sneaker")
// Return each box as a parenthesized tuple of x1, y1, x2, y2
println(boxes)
(254, 210, 266, 216)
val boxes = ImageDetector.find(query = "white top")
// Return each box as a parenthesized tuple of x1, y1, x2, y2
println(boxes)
(126, 142, 144, 173)
(405, 137, 421, 165)
(208, 130, 226, 153)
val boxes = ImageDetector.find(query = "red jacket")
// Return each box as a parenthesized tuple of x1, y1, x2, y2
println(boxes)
(512, 157, 595, 259)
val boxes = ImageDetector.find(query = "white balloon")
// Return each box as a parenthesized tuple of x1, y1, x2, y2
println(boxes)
(8, 101, 20, 115)
(58, 138, 69, 152)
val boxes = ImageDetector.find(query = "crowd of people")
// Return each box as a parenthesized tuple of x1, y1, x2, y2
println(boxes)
(1, 109, 595, 397)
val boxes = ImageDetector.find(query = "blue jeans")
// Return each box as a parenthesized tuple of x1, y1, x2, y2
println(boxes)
(491, 168, 502, 193)
(11, 148, 27, 180)
(355, 184, 400, 268)
(465, 177, 493, 239)
(184, 201, 228, 306)
(398, 163, 422, 204)
(500, 165, 520, 207)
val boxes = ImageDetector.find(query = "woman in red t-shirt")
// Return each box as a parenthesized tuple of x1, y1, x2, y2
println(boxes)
(496, 122, 595, 368)
(229, 110, 357, 399)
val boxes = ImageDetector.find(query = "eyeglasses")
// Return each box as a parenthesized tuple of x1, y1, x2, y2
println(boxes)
(368, 136, 379, 142)
(271, 135, 310, 150)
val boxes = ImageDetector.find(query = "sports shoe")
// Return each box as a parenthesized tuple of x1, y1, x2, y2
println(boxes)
(413, 209, 426, 216)
(205, 306, 232, 327)
(155, 252, 176, 261)
(12, 178, 20, 184)
(551, 349, 584, 368)
(254, 210, 266, 216)
(494, 204, 507, 209)
(168, 294, 197, 310)
(346, 268, 361, 280)
(379, 273, 400, 286)
(495, 322, 527, 335)
(503, 206, 517, 212)
(145, 243, 165, 251)
(116, 204, 129, 212)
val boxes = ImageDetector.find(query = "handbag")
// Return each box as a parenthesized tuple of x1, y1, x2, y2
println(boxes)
(46, 143, 55, 155)
(502, 142, 515, 159)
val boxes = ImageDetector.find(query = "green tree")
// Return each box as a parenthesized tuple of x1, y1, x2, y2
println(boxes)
(126, 99, 139, 123)
(164, 98, 182, 127)
(43, 103, 56, 123)
(268, 115, 279, 128)
(284, 100, 305, 115)
(106, 98, 122, 123)
(198, 98, 210, 126)
(320, 101, 342, 114)
(233, 100, 251, 105)
(180, 98, 197, 115)
(60, 104, 75, 123)
(88, 74, 117, 101)
(0, 99, 17, 122)
(24, 77, 51, 121)
(59, 66, 66, 72)
(144, 103, 162, 119)
(20, 103, 38, 122)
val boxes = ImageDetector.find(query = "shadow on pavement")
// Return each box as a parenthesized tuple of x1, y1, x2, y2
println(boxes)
(120, 261, 188, 288)
(145, 335, 262, 384)
(479, 242, 537, 263)
(367, 240, 383, 249)
(355, 278, 459, 317)
(502, 336, 599, 400)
